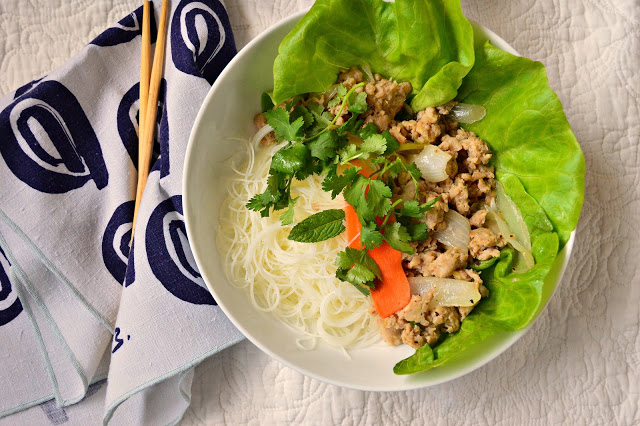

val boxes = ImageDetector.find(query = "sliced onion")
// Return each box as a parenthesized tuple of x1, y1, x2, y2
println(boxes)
(433, 209, 470, 253)
(485, 197, 534, 272)
(408, 277, 481, 307)
(409, 144, 452, 182)
(361, 62, 375, 82)
(496, 182, 531, 251)
(450, 103, 486, 124)
(251, 124, 274, 146)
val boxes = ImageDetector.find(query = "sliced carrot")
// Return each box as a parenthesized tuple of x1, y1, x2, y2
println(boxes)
(344, 204, 361, 249)
(349, 159, 373, 178)
(369, 242, 411, 318)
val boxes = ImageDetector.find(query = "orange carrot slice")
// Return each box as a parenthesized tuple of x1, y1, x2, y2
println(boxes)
(345, 204, 361, 249)
(369, 242, 411, 318)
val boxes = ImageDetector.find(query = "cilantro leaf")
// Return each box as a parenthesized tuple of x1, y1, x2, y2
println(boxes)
(403, 161, 422, 182)
(363, 179, 393, 221)
(336, 115, 362, 135)
(358, 123, 379, 140)
(280, 197, 298, 225)
(327, 97, 341, 108)
(346, 91, 368, 114)
(383, 222, 414, 254)
(343, 174, 370, 208)
(360, 134, 387, 155)
(246, 189, 273, 215)
(322, 166, 360, 199)
(382, 130, 400, 155)
(398, 196, 440, 219)
(360, 222, 384, 249)
(335, 247, 381, 294)
(336, 83, 347, 97)
(344, 176, 392, 222)
(307, 131, 337, 161)
(264, 108, 304, 142)
(307, 103, 333, 131)
(290, 105, 314, 130)
(288, 209, 345, 243)
(397, 200, 422, 218)
(285, 95, 303, 111)
(270, 143, 310, 174)
(339, 143, 360, 163)
(406, 222, 429, 241)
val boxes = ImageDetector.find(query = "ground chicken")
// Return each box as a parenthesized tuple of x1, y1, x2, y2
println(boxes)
(423, 248, 468, 278)
(362, 74, 412, 131)
(469, 227, 506, 260)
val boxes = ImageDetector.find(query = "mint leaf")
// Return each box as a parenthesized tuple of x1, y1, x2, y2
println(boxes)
(322, 166, 360, 199)
(383, 222, 414, 254)
(264, 108, 304, 142)
(270, 143, 310, 174)
(280, 197, 298, 226)
(288, 209, 345, 243)
(360, 222, 383, 249)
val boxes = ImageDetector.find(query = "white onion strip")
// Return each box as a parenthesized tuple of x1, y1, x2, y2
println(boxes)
(410, 144, 452, 182)
(408, 277, 481, 307)
(485, 192, 534, 272)
(433, 210, 470, 253)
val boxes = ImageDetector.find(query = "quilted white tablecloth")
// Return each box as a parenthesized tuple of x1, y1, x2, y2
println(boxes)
(1, 0, 638, 424)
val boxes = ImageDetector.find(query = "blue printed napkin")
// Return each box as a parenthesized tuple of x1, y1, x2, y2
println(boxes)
(0, 1, 244, 424)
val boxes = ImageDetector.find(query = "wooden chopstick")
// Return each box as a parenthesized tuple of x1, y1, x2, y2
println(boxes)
(138, 1, 151, 156)
(131, 0, 169, 245)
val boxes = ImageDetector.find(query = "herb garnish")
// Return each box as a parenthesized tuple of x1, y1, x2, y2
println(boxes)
(247, 82, 436, 293)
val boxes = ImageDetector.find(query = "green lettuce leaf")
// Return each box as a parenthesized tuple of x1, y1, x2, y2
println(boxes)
(394, 42, 585, 375)
(458, 42, 585, 247)
(272, 0, 475, 110)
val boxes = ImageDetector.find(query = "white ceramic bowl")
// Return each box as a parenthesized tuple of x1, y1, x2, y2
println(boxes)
(183, 10, 574, 391)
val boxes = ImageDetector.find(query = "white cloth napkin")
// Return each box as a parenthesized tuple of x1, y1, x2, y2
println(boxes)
(0, 1, 244, 423)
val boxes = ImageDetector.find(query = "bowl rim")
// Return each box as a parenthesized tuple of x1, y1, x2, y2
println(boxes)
(183, 9, 576, 391)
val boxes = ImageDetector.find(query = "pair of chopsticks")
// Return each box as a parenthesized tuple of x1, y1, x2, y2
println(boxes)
(131, 0, 169, 245)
